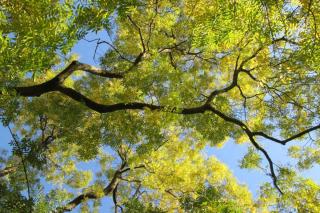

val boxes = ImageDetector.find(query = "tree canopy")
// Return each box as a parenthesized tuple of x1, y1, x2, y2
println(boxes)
(0, 0, 319, 212)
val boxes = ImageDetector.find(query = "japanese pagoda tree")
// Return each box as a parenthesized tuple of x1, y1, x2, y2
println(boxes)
(0, 0, 319, 212)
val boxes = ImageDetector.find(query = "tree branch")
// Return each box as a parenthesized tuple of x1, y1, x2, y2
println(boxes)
(15, 61, 122, 97)
(0, 166, 17, 177)
(57, 169, 122, 212)
(244, 130, 283, 194)
(13, 60, 320, 195)
(56, 162, 145, 212)
(8, 127, 32, 209)
(206, 106, 283, 194)
(127, 15, 146, 52)
(252, 124, 320, 145)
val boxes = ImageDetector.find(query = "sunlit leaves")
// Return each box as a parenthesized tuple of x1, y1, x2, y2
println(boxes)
(240, 147, 262, 169)
(180, 186, 246, 213)
(123, 130, 254, 211)
(0, 0, 78, 76)
(258, 168, 320, 212)
(0, 0, 320, 212)
(288, 142, 320, 170)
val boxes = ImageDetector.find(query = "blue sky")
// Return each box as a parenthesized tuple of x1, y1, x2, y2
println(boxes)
(1, 31, 319, 212)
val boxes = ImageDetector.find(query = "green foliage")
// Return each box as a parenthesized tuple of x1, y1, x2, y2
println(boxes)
(181, 186, 246, 213)
(0, 0, 77, 76)
(10, 136, 47, 169)
(258, 168, 320, 212)
(0, 182, 33, 213)
(240, 147, 262, 169)
(288, 142, 320, 170)
(123, 198, 165, 213)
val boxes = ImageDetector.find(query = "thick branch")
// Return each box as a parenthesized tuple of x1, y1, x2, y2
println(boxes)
(57, 192, 99, 213)
(56, 163, 145, 212)
(57, 170, 122, 212)
(13, 69, 317, 195)
(57, 85, 163, 113)
(0, 166, 17, 177)
(205, 106, 282, 193)
(14, 60, 320, 195)
(15, 61, 122, 97)
(76, 62, 123, 79)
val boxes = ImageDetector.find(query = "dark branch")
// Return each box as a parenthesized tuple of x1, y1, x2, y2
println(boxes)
(56, 160, 144, 212)
(206, 106, 283, 194)
(252, 124, 320, 145)
(15, 61, 122, 97)
(244, 130, 283, 194)
(14, 59, 320, 195)
(57, 170, 121, 212)
(127, 15, 146, 52)
(8, 127, 32, 208)
(57, 85, 163, 113)
(113, 183, 119, 213)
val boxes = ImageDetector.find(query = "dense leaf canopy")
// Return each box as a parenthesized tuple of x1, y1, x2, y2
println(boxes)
(0, 0, 319, 212)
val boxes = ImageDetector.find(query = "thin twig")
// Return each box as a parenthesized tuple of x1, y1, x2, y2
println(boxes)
(8, 126, 32, 212)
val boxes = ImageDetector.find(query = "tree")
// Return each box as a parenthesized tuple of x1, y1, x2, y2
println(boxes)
(0, 0, 319, 212)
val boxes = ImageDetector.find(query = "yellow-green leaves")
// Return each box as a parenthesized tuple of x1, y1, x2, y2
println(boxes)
(288, 143, 320, 170)
(0, 0, 78, 76)
(240, 147, 262, 169)
(258, 169, 320, 212)
(125, 130, 254, 211)
(1, 0, 320, 212)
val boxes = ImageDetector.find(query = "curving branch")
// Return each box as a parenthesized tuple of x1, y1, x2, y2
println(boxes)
(13, 59, 320, 195)
(15, 61, 122, 97)
(56, 168, 122, 212)
(206, 106, 283, 194)
(84, 38, 133, 63)
(56, 158, 145, 212)
(252, 124, 320, 145)
(204, 37, 295, 105)
(205, 47, 257, 104)
(244, 130, 283, 194)
(57, 86, 160, 112)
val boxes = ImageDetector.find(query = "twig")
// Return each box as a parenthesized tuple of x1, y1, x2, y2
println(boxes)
(8, 126, 32, 212)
